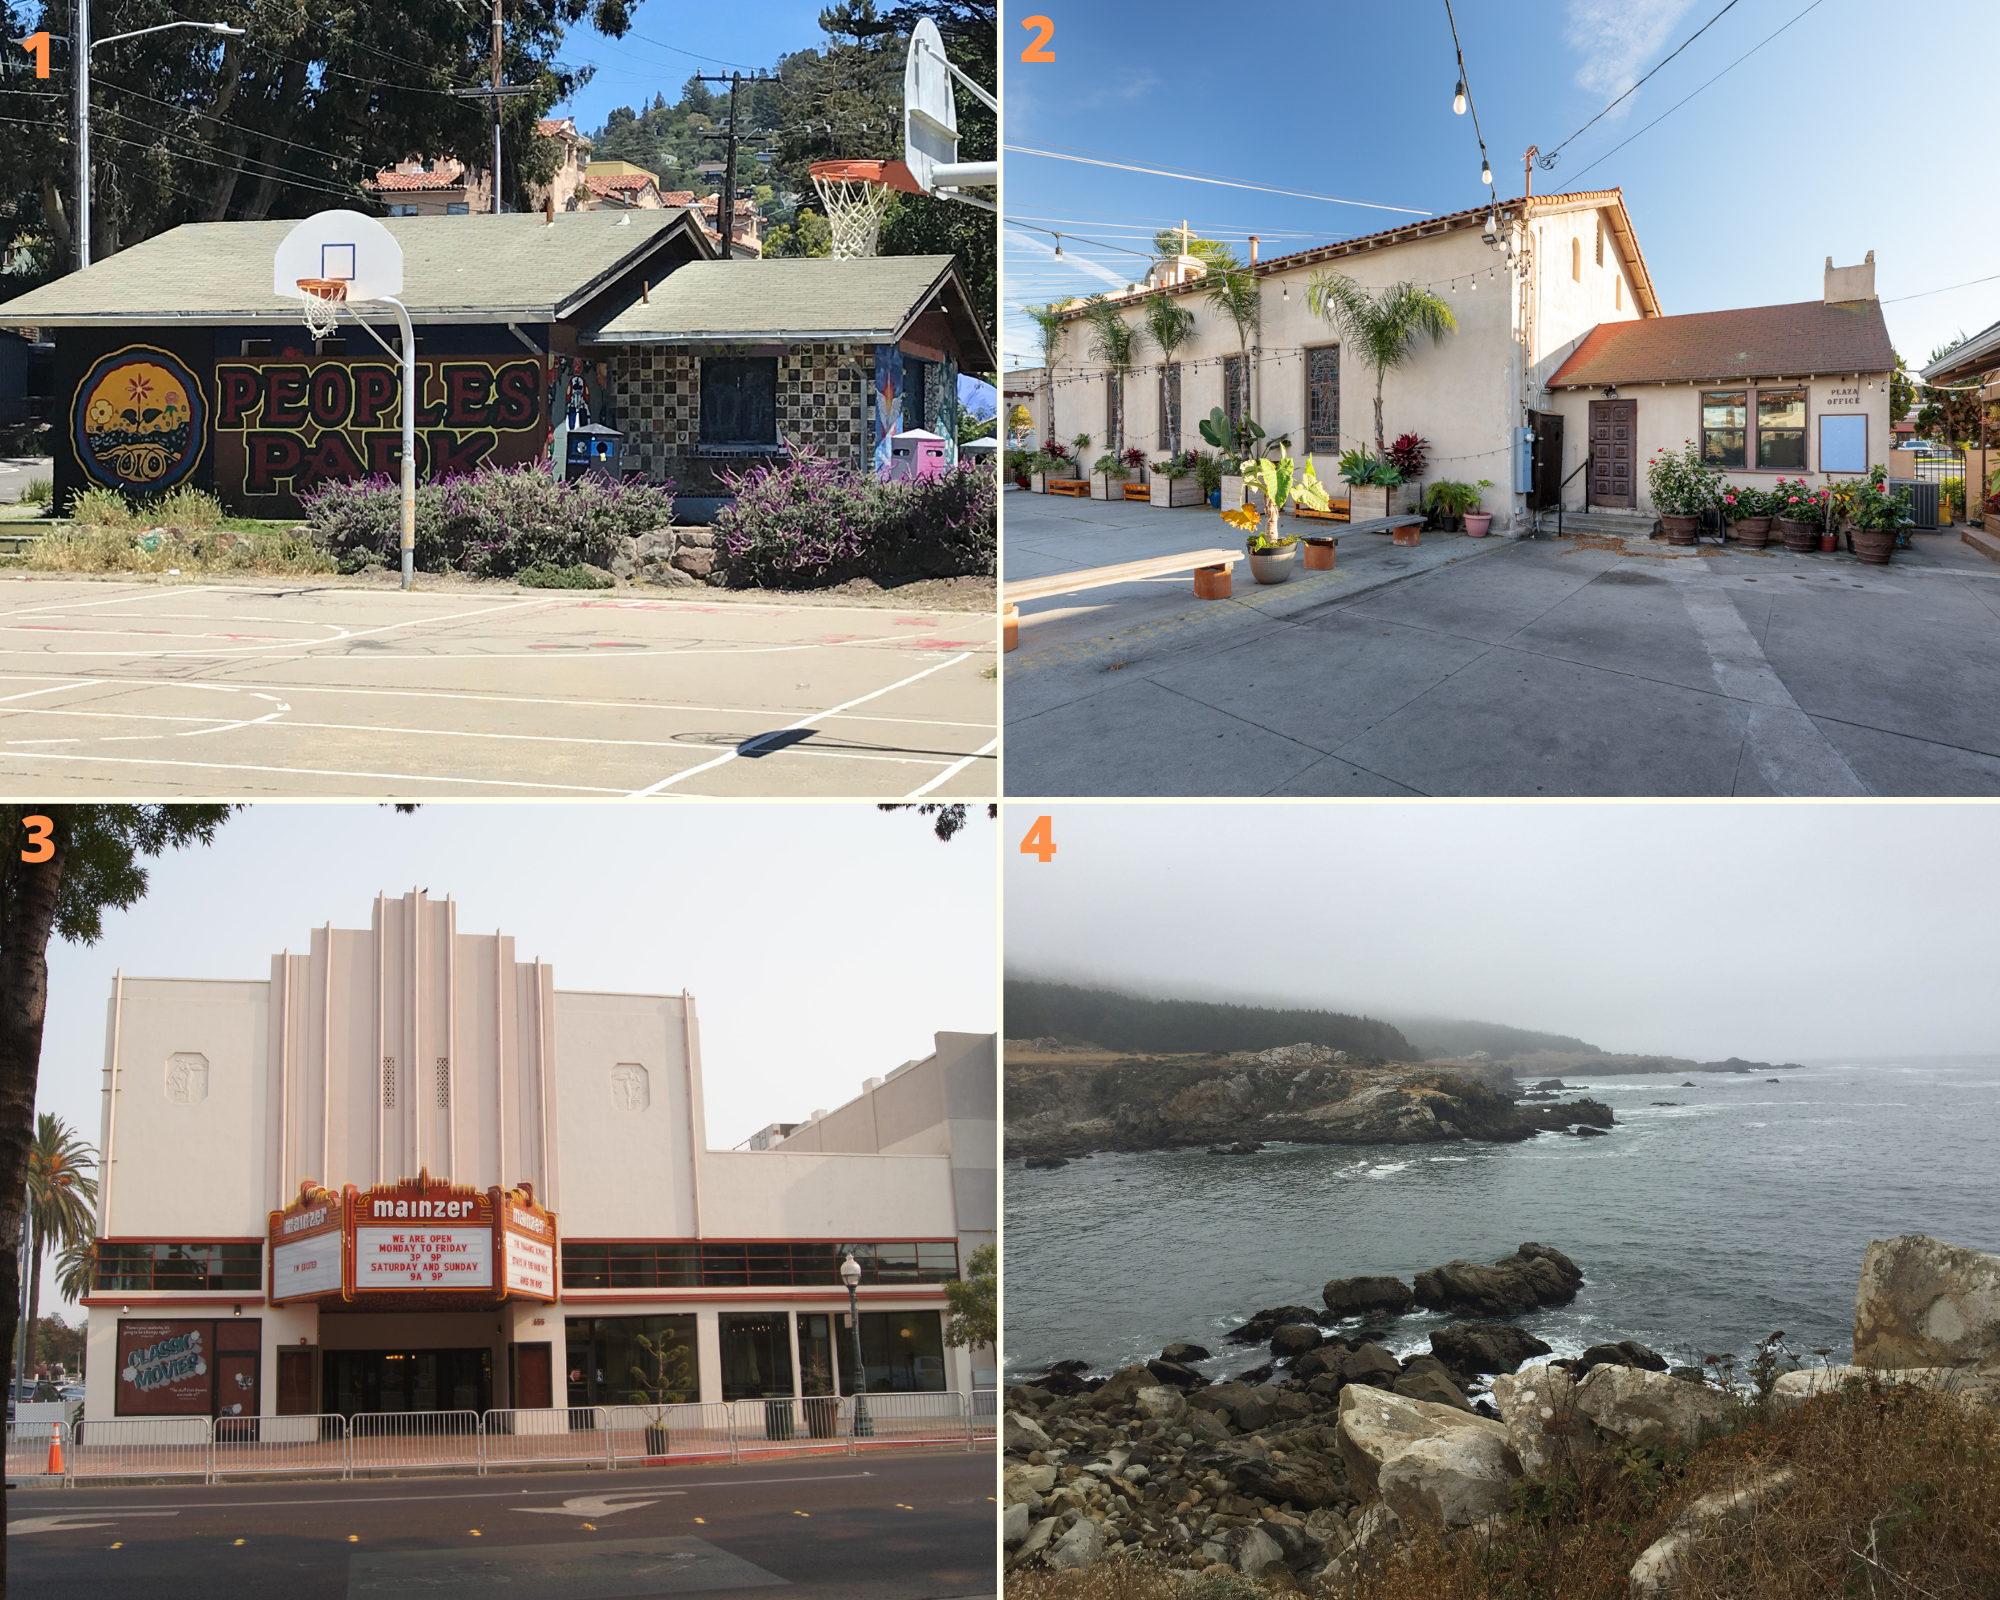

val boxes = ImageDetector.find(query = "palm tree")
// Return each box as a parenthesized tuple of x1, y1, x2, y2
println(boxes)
(1305, 274, 1457, 453)
(1022, 300, 1074, 446)
(1143, 294, 1196, 452)
(24, 1113, 98, 1376)
(1082, 296, 1139, 452)
(54, 1238, 96, 1307)
(1202, 253, 1262, 431)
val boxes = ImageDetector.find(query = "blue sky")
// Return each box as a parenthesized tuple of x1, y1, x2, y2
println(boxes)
(1001, 0, 2000, 378)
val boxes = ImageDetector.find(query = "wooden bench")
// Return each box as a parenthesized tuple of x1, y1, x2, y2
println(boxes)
(1002, 548, 1243, 651)
(1121, 481, 1151, 501)
(1045, 477, 1090, 498)
(1347, 513, 1428, 546)
(1290, 499, 1351, 524)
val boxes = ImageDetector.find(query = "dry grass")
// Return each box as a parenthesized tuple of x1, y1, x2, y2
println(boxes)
(1007, 1378, 2000, 1600)
(24, 523, 335, 576)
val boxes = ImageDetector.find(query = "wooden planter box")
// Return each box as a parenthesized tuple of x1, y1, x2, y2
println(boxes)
(1219, 474, 1247, 512)
(1346, 484, 1415, 521)
(1028, 472, 1047, 493)
(1151, 475, 1206, 507)
(1090, 472, 1131, 500)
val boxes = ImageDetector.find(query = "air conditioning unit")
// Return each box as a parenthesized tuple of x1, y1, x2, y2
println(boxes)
(1890, 478, 1939, 530)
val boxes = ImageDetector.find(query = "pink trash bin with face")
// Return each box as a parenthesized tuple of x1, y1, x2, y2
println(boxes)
(887, 428, 950, 482)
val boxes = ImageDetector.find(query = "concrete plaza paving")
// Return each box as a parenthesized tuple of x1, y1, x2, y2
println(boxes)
(0, 576, 997, 798)
(1003, 490, 2000, 796)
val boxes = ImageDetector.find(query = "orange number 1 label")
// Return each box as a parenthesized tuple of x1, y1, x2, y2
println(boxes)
(21, 31, 50, 78)
(20, 814, 54, 863)
(1020, 16, 1055, 62)
(1019, 814, 1056, 863)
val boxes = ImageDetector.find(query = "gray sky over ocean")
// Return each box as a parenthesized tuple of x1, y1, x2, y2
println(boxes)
(37, 803, 997, 1166)
(1003, 803, 2000, 1062)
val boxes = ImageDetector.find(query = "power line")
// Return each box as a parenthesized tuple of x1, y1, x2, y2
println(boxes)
(1003, 142, 1430, 216)
(1883, 272, 2000, 306)
(1572, 0, 1832, 180)
(1540, 0, 1742, 168)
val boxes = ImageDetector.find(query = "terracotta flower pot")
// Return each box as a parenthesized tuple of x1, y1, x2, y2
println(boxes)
(1729, 517, 1772, 548)
(1850, 527, 1896, 565)
(1776, 517, 1819, 553)
(1193, 563, 1231, 599)
(1302, 537, 1336, 570)
(1819, 532, 1836, 552)
(1003, 603, 1019, 653)
(1463, 513, 1492, 537)
(1246, 540, 1298, 585)
(1660, 513, 1701, 546)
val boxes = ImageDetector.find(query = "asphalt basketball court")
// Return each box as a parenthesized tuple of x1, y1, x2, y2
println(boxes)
(0, 578, 997, 798)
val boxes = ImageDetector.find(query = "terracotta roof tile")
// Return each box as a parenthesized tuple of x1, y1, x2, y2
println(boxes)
(364, 160, 467, 193)
(1549, 298, 1894, 387)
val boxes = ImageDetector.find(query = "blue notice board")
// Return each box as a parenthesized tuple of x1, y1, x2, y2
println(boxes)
(1820, 412, 1867, 474)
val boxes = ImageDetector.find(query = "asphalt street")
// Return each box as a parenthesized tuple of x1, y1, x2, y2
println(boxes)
(4, 1448, 996, 1599)
(0, 577, 997, 798)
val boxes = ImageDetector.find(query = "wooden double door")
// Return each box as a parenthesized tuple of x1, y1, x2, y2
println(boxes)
(1589, 398, 1636, 507)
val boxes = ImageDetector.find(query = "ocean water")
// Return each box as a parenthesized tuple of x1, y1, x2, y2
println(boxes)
(1003, 1058, 2000, 1385)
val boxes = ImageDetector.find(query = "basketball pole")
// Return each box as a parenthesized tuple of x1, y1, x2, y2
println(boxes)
(388, 298, 417, 588)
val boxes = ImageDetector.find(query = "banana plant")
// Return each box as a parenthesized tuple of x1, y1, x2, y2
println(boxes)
(1196, 407, 1270, 470)
(1221, 446, 1331, 551)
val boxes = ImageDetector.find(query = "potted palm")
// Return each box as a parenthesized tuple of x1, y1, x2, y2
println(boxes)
(1202, 250, 1262, 434)
(1720, 484, 1773, 546)
(1305, 273, 1457, 457)
(629, 1325, 696, 1457)
(1338, 447, 1408, 521)
(1143, 289, 1196, 454)
(1646, 440, 1718, 545)
(1222, 446, 1332, 584)
(1771, 478, 1826, 553)
(1194, 450, 1223, 508)
(1150, 450, 1203, 507)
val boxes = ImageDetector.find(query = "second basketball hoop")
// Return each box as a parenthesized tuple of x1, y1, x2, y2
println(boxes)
(808, 159, 921, 259)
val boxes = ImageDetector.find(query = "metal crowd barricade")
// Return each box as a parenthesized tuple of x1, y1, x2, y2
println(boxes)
(847, 1389, 971, 1450)
(480, 1407, 614, 1473)
(602, 1402, 736, 1468)
(347, 1409, 483, 1477)
(211, 1413, 349, 1480)
(68, 1416, 214, 1482)
(968, 1388, 997, 1441)
(5, 1418, 71, 1483)
(727, 1394, 847, 1459)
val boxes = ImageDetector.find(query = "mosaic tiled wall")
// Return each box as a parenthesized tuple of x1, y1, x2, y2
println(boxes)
(603, 342, 872, 493)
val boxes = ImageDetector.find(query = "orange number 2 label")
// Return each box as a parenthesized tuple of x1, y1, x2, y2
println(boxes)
(21, 31, 50, 78)
(1019, 814, 1056, 863)
(19, 814, 54, 863)
(1020, 15, 1055, 62)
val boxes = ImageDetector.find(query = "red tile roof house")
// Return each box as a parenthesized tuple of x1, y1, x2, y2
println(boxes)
(1049, 189, 1887, 531)
(362, 158, 492, 217)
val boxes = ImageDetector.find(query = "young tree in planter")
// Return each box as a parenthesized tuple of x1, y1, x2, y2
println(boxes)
(1305, 275, 1456, 453)
(1202, 255, 1262, 425)
(1082, 297, 1139, 452)
(1022, 301, 1074, 446)
(1143, 294, 1196, 452)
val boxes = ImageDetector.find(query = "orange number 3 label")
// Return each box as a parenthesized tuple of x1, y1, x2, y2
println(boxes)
(20, 813, 54, 863)
(1019, 814, 1056, 863)
(21, 31, 50, 78)
(1020, 15, 1055, 62)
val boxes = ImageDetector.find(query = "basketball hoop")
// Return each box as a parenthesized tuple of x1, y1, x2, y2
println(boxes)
(810, 161, 909, 259)
(295, 277, 347, 340)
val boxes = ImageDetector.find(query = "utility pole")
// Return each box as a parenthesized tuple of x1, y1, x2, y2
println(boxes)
(694, 71, 771, 256)
(450, 1, 535, 214)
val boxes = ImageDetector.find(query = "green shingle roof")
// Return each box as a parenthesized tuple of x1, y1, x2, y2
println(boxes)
(0, 210, 714, 326)
(590, 255, 959, 343)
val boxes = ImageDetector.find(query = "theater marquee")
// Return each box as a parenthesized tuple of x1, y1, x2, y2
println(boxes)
(267, 1174, 558, 1307)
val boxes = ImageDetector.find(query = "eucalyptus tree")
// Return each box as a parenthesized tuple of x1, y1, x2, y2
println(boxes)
(1305, 274, 1457, 453)
(1143, 293, 1196, 451)
(1201, 253, 1262, 427)
(1082, 295, 1139, 451)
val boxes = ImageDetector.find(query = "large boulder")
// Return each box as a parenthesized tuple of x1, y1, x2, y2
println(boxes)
(1627, 1468, 1797, 1600)
(1336, 1385, 1520, 1527)
(1394, 1356, 1471, 1412)
(1323, 1275, 1416, 1317)
(1224, 1447, 1348, 1510)
(1271, 1323, 1325, 1359)
(1200, 1522, 1284, 1577)
(1091, 1364, 1158, 1407)
(1229, 1305, 1325, 1344)
(1008, 1514, 1056, 1569)
(1415, 1243, 1584, 1317)
(1004, 1462, 1055, 1505)
(1161, 1342, 1212, 1364)
(1771, 1365, 2000, 1415)
(1430, 1322, 1554, 1377)
(1044, 1513, 1105, 1572)
(1572, 1365, 1732, 1448)
(1133, 1384, 1189, 1425)
(1489, 1363, 1599, 1478)
(1145, 1358, 1205, 1389)
(1002, 1501, 1030, 1549)
(1571, 1340, 1668, 1378)
(1004, 1410, 1052, 1456)
(1854, 1234, 2000, 1374)
(1191, 1380, 1274, 1433)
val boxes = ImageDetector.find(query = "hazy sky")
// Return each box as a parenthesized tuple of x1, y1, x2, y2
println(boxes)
(36, 802, 997, 1182)
(1003, 803, 2000, 1062)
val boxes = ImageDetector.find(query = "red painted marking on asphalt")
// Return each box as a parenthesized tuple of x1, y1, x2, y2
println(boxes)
(897, 638, 978, 650)
(818, 633, 863, 644)
(893, 617, 938, 626)
(10, 625, 288, 640)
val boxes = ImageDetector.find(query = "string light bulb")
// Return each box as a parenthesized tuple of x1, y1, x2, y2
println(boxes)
(1481, 157, 1491, 186)
(1054, 234, 1063, 258)
(1453, 80, 1467, 115)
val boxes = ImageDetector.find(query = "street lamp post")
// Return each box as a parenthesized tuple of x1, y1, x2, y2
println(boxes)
(72, 10, 244, 268)
(839, 1252, 872, 1439)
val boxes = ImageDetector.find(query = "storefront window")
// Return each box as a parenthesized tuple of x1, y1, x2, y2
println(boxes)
(97, 1241, 262, 1293)
(1757, 388, 1806, 469)
(842, 1310, 946, 1394)
(563, 1315, 697, 1408)
(798, 1313, 836, 1397)
(560, 1239, 955, 1290)
(1700, 391, 1747, 469)
(719, 1312, 794, 1400)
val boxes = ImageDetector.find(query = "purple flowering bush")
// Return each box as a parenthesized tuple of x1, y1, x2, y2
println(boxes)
(715, 450, 996, 587)
(302, 462, 674, 578)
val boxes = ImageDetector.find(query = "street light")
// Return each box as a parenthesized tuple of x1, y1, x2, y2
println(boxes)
(73, 12, 246, 268)
(840, 1252, 872, 1439)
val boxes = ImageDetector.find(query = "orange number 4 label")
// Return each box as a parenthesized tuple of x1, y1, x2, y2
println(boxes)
(1019, 814, 1056, 863)
(19, 813, 54, 863)
(1020, 15, 1054, 62)
(21, 32, 50, 78)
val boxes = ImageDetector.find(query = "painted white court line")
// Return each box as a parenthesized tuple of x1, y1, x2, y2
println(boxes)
(630, 652, 974, 796)
(0, 751, 626, 793)
(0, 596, 556, 658)
(904, 735, 999, 797)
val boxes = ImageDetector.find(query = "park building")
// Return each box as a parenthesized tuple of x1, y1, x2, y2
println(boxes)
(79, 890, 995, 1427)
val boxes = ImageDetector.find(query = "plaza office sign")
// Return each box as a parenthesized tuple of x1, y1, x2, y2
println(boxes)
(267, 1174, 559, 1310)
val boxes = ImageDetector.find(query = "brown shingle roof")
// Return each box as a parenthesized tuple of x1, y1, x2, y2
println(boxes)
(364, 160, 468, 193)
(1548, 298, 1894, 387)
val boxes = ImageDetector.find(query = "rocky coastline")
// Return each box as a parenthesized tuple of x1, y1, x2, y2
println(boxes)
(1002, 1234, 2000, 1592)
(1006, 1044, 1617, 1163)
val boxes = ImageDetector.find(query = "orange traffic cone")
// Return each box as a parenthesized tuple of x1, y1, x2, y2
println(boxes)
(46, 1429, 63, 1475)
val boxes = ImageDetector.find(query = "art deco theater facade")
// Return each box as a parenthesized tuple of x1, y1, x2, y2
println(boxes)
(81, 891, 995, 1424)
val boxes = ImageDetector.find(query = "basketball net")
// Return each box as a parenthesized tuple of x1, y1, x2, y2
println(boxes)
(296, 277, 347, 341)
(810, 162, 897, 259)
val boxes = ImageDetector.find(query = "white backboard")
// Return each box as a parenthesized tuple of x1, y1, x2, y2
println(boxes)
(273, 209, 403, 302)
(903, 17, 958, 196)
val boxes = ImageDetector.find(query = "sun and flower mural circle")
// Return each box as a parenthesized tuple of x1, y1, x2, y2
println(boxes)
(70, 345, 208, 491)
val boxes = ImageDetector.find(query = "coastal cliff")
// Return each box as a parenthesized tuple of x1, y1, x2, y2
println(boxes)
(1004, 1042, 1616, 1160)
